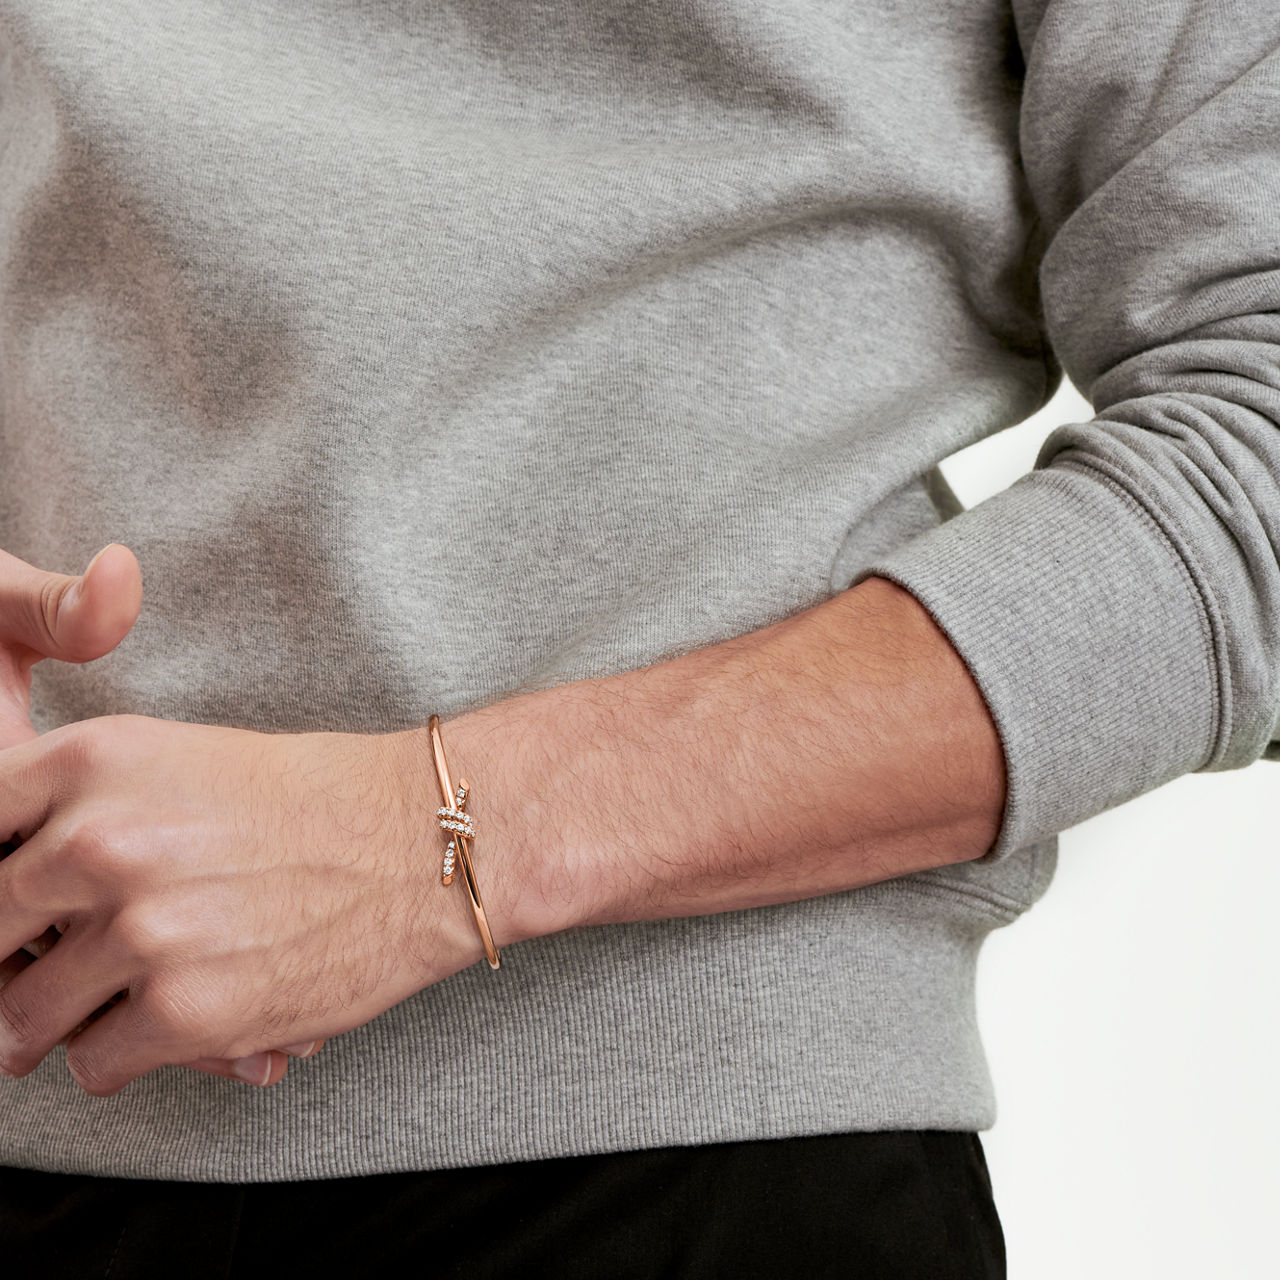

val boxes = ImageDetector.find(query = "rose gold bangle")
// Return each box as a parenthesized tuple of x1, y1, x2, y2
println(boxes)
(427, 714, 501, 970)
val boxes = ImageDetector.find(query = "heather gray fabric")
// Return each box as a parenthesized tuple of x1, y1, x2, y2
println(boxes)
(0, 0, 1275, 1181)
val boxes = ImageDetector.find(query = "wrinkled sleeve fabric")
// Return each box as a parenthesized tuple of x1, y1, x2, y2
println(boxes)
(849, 0, 1280, 863)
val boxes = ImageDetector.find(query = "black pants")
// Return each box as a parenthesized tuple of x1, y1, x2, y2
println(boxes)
(0, 1130, 1004, 1278)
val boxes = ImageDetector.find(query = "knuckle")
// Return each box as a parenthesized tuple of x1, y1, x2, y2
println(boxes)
(48, 717, 140, 777)
(2, 854, 48, 919)
(0, 992, 44, 1071)
(110, 904, 180, 963)
(60, 814, 144, 880)
(46, 720, 105, 775)
(34, 573, 75, 657)
(0, 988, 38, 1044)
(64, 1048, 123, 1097)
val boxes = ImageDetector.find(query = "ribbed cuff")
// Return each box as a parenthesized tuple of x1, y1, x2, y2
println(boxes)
(850, 460, 1220, 863)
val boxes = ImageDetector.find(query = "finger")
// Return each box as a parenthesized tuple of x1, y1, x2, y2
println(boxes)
(0, 948, 34, 986)
(0, 829, 74, 961)
(279, 1039, 324, 1058)
(64, 995, 289, 1096)
(0, 940, 305, 1082)
(0, 926, 126, 1078)
(63, 995, 175, 1096)
(0, 544, 142, 748)
(179, 1051, 291, 1088)
(0, 738, 59, 850)
(0, 941, 113, 1048)
(0, 543, 143, 666)
(61, 990, 126, 1043)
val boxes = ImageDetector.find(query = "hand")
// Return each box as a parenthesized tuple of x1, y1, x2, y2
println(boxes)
(0, 542, 142, 748)
(0, 715, 484, 1095)
(0, 544, 321, 1087)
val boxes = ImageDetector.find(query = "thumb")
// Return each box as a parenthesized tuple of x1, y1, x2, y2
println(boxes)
(0, 543, 143, 666)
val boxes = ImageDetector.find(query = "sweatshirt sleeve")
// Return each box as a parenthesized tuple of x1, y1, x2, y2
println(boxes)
(848, 0, 1280, 864)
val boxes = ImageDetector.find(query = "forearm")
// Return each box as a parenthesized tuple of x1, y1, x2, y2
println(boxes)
(429, 575, 1007, 951)
(0, 572, 1005, 1091)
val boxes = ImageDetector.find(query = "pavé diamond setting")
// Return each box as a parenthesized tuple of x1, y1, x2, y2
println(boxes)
(426, 714, 501, 969)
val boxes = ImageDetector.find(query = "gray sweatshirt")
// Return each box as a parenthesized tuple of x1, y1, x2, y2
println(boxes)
(0, 0, 1277, 1181)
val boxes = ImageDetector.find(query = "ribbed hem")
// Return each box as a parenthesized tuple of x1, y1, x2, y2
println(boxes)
(0, 874, 1024, 1182)
(851, 459, 1220, 862)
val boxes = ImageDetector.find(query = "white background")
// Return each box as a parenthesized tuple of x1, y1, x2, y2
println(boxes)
(939, 385, 1279, 1279)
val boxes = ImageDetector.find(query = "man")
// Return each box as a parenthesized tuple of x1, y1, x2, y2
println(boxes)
(0, 0, 1276, 1274)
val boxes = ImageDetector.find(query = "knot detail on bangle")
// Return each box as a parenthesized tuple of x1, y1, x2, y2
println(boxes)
(426, 714, 501, 969)
(437, 784, 472, 882)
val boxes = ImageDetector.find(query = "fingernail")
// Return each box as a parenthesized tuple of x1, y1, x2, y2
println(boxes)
(281, 1041, 317, 1058)
(231, 1053, 274, 1087)
(84, 544, 114, 575)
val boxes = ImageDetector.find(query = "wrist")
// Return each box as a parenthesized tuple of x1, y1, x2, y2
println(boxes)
(389, 705, 580, 959)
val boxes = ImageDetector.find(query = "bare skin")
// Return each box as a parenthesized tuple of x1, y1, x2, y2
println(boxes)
(0, 543, 1006, 1097)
